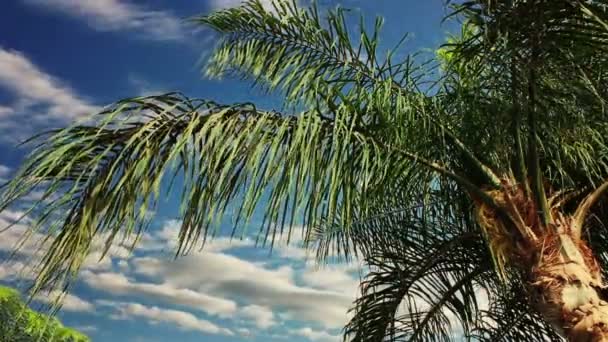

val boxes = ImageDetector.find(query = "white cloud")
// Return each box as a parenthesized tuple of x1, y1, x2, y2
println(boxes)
(131, 250, 354, 329)
(300, 264, 360, 297)
(81, 270, 238, 318)
(127, 74, 169, 97)
(35, 291, 94, 312)
(112, 302, 233, 335)
(0, 165, 10, 181)
(210, 0, 274, 10)
(75, 325, 98, 333)
(240, 305, 275, 329)
(0, 210, 47, 259)
(235, 327, 252, 338)
(0, 211, 361, 336)
(22, 0, 186, 41)
(0, 48, 99, 141)
(292, 327, 340, 342)
(0, 210, 131, 272)
(0, 48, 99, 121)
(0, 260, 35, 281)
(142, 219, 255, 253)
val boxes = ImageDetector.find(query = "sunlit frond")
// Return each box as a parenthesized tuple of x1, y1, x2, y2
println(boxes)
(195, 0, 417, 107)
(0, 92, 407, 293)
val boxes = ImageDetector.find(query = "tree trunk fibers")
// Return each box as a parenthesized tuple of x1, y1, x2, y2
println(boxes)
(531, 232, 608, 342)
(474, 180, 608, 341)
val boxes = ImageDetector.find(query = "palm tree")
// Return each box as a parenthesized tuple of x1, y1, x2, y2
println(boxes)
(1, 0, 608, 340)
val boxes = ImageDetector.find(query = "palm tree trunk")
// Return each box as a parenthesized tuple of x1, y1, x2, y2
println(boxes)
(516, 224, 608, 342)
(530, 232, 608, 341)
(476, 182, 608, 341)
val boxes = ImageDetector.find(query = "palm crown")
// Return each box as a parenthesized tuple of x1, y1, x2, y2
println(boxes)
(1, 0, 608, 341)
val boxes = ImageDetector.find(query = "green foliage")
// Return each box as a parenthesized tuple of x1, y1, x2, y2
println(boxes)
(1, 0, 608, 340)
(0, 286, 89, 342)
(333, 188, 562, 341)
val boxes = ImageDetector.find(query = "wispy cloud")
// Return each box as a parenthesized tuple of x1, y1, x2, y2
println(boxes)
(0, 48, 99, 141)
(130, 250, 353, 329)
(0, 210, 359, 338)
(0, 48, 98, 120)
(127, 74, 170, 97)
(0, 165, 10, 182)
(75, 325, 98, 333)
(22, 0, 187, 41)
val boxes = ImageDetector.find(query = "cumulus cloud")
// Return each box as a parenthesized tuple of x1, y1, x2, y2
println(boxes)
(0, 260, 35, 281)
(235, 327, 252, 338)
(111, 302, 233, 335)
(81, 270, 238, 318)
(0, 209, 132, 273)
(292, 327, 340, 342)
(35, 291, 95, 312)
(131, 250, 354, 329)
(240, 305, 275, 329)
(22, 0, 186, 41)
(0, 210, 47, 258)
(0, 210, 361, 336)
(300, 263, 361, 296)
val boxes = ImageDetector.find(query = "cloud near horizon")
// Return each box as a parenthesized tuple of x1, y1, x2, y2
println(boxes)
(0, 209, 354, 341)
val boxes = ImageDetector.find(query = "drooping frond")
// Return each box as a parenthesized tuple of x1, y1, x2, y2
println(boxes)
(345, 230, 488, 341)
(471, 281, 563, 341)
(195, 0, 414, 107)
(0, 92, 412, 293)
(196, 0, 504, 189)
(310, 166, 431, 263)
(572, 179, 608, 237)
(339, 186, 491, 341)
(333, 185, 563, 341)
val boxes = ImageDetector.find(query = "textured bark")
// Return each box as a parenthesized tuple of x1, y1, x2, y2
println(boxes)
(530, 232, 608, 342)
(474, 180, 608, 341)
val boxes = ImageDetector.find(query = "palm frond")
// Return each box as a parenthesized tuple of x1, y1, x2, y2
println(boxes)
(471, 281, 563, 341)
(441, 0, 608, 191)
(194, 0, 413, 107)
(196, 0, 505, 190)
(335, 187, 563, 341)
(0, 92, 404, 293)
(341, 190, 492, 341)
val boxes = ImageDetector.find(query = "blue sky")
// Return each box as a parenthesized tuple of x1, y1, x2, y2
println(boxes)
(0, 1, 454, 341)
